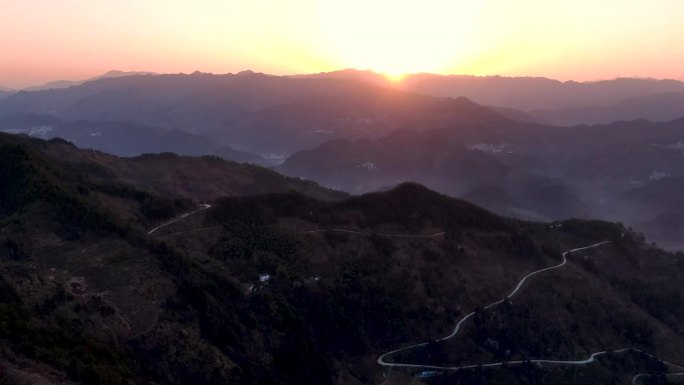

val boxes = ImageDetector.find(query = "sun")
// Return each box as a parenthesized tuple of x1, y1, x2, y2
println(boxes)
(383, 71, 406, 83)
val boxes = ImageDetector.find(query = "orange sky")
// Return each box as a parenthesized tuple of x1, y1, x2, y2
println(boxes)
(1, 0, 683, 89)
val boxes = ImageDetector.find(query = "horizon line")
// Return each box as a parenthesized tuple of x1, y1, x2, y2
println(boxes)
(2, 68, 684, 92)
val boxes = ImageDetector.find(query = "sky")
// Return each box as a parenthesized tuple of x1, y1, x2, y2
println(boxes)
(1, 0, 683, 89)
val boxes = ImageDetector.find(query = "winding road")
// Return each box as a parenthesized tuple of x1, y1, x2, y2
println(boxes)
(147, 203, 212, 235)
(376, 241, 612, 369)
(304, 229, 682, 383)
(154, 217, 682, 382)
(370, 238, 683, 384)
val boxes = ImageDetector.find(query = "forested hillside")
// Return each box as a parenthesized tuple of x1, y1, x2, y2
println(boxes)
(1, 136, 683, 384)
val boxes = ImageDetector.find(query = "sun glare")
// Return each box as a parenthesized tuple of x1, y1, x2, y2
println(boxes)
(383, 72, 406, 83)
(312, 0, 490, 77)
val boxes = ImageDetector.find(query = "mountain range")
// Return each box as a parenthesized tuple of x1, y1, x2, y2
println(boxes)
(2, 70, 684, 250)
(533, 92, 684, 125)
(4, 69, 684, 129)
(0, 72, 363, 135)
(0, 74, 526, 157)
(0, 87, 12, 99)
(0, 113, 273, 165)
(302, 69, 684, 123)
(1, 132, 682, 384)
(279, 113, 684, 249)
(22, 70, 158, 92)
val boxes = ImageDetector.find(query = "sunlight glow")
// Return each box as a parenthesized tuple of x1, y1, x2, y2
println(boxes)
(1, 0, 683, 88)
(312, 1, 487, 76)
(383, 72, 406, 83)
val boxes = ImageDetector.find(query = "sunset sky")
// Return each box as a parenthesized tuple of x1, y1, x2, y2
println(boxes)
(1, 0, 683, 89)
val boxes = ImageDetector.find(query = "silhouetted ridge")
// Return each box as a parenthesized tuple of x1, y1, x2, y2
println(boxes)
(343, 182, 511, 231)
(206, 182, 511, 234)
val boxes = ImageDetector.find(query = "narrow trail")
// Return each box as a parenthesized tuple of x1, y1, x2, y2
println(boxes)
(147, 204, 212, 235)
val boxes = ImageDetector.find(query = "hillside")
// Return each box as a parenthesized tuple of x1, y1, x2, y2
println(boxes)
(0, 133, 344, 203)
(0, 136, 683, 385)
(280, 117, 684, 248)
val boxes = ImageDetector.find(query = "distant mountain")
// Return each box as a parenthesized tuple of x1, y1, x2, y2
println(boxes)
(6, 70, 684, 129)
(0, 113, 219, 157)
(0, 72, 367, 135)
(279, 129, 586, 222)
(642, 211, 684, 250)
(0, 113, 313, 168)
(403, 75, 684, 110)
(22, 70, 158, 91)
(279, 130, 511, 195)
(621, 176, 684, 250)
(280, 114, 684, 248)
(0, 72, 520, 156)
(209, 88, 514, 155)
(490, 106, 548, 124)
(212, 144, 273, 165)
(533, 92, 684, 125)
(402, 74, 684, 111)
(291, 68, 390, 86)
(623, 175, 684, 210)
(0, 85, 13, 99)
(299, 70, 684, 114)
(5, 70, 684, 158)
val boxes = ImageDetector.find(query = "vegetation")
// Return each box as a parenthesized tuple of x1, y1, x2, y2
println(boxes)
(0, 134, 682, 385)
